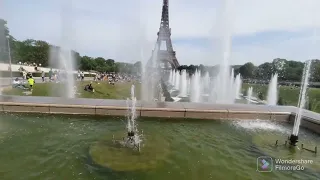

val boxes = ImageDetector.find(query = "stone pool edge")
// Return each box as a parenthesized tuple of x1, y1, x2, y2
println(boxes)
(0, 98, 319, 134)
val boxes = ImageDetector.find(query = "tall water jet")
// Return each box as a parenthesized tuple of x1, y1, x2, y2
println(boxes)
(234, 74, 242, 99)
(140, 47, 149, 101)
(172, 70, 176, 86)
(209, 77, 217, 102)
(229, 68, 235, 102)
(267, 73, 278, 105)
(190, 70, 201, 102)
(247, 87, 253, 104)
(187, 77, 191, 95)
(169, 70, 173, 84)
(210, 0, 234, 104)
(179, 70, 187, 97)
(202, 71, 210, 93)
(174, 70, 180, 90)
(115, 84, 142, 151)
(289, 60, 312, 146)
(49, 0, 76, 98)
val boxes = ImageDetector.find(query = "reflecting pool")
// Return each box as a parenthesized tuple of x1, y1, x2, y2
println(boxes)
(0, 113, 319, 180)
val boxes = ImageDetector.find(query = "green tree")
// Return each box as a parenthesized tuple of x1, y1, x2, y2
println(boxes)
(80, 56, 95, 71)
(255, 62, 272, 80)
(239, 62, 256, 79)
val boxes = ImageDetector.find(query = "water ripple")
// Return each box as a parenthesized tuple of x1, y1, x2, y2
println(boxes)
(0, 115, 318, 180)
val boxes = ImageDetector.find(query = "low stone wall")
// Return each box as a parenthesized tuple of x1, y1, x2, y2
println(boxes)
(0, 95, 318, 134)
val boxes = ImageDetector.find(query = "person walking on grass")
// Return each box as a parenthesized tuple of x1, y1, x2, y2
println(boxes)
(41, 71, 45, 82)
(27, 76, 35, 91)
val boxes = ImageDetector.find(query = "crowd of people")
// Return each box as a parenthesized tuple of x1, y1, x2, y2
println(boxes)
(93, 73, 138, 85)
(13, 69, 140, 94)
(12, 72, 35, 91)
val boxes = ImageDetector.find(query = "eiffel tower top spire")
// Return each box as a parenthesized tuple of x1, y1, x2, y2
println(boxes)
(160, 0, 169, 29)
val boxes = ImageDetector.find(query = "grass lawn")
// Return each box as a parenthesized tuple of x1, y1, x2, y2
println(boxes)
(242, 83, 320, 113)
(4, 81, 320, 113)
(2, 81, 142, 100)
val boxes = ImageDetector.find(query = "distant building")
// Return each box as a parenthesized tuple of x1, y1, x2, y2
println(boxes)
(0, 19, 8, 62)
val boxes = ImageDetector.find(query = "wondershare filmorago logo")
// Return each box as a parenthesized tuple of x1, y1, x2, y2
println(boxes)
(257, 156, 273, 172)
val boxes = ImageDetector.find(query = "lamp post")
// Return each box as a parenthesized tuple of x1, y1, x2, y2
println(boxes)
(6, 36, 12, 84)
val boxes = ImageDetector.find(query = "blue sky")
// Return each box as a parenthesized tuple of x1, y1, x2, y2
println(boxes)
(1, 0, 320, 66)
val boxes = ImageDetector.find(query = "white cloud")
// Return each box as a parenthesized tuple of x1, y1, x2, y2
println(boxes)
(1, 0, 320, 66)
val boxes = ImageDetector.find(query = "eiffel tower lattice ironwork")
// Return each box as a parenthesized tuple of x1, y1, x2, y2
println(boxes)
(149, 0, 180, 69)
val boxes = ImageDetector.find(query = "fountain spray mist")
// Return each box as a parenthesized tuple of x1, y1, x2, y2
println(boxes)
(140, 46, 149, 101)
(141, 44, 160, 101)
(292, 60, 312, 136)
(267, 73, 278, 105)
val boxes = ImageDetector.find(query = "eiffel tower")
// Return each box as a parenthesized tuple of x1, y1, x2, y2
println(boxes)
(148, 0, 180, 70)
(143, 0, 178, 101)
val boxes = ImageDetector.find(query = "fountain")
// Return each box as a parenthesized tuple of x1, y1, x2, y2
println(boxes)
(113, 85, 143, 151)
(190, 70, 201, 102)
(247, 87, 253, 104)
(169, 69, 173, 85)
(172, 70, 176, 86)
(234, 74, 242, 99)
(290, 61, 311, 146)
(49, 0, 76, 98)
(209, 0, 234, 104)
(229, 68, 235, 102)
(179, 69, 188, 97)
(202, 71, 210, 93)
(174, 70, 180, 90)
(267, 73, 278, 105)
(88, 84, 170, 172)
(187, 77, 191, 95)
(252, 60, 317, 166)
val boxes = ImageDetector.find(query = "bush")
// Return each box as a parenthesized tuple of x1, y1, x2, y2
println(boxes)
(258, 92, 264, 100)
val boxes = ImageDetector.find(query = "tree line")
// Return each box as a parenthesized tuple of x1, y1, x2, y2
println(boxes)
(178, 58, 320, 82)
(0, 19, 141, 75)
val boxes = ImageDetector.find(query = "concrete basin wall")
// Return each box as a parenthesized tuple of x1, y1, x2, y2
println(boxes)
(0, 95, 319, 134)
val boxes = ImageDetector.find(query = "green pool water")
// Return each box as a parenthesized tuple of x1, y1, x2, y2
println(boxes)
(0, 113, 319, 180)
